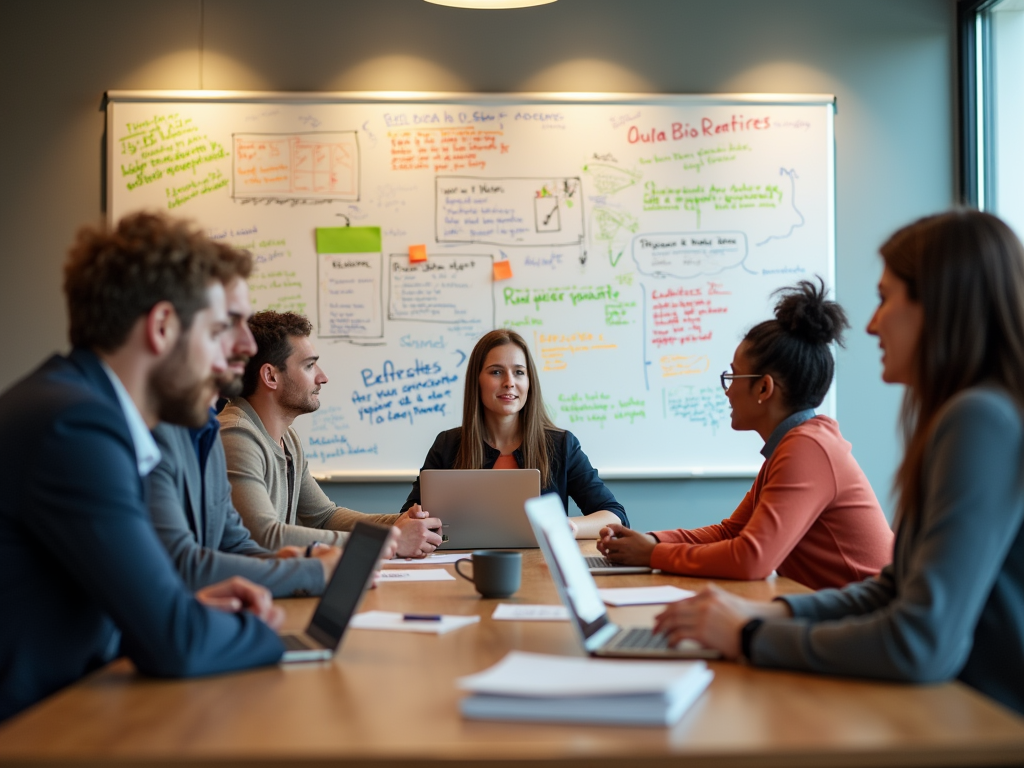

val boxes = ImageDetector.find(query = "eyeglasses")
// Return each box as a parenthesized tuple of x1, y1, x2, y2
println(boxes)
(720, 371, 764, 392)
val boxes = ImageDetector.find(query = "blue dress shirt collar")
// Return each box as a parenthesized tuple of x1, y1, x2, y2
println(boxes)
(760, 408, 817, 460)
(99, 361, 162, 476)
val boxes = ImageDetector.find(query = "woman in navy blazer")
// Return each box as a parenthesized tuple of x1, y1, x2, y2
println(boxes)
(402, 329, 627, 537)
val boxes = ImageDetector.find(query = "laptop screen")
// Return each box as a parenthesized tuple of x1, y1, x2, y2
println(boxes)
(307, 522, 390, 649)
(524, 495, 611, 642)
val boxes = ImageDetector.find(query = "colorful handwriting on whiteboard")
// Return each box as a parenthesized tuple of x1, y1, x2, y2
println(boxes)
(660, 355, 711, 378)
(663, 386, 730, 434)
(649, 284, 729, 348)
(557, 392, 646, 428)
(117, 113, 229, 209)
(352, 360, 460, 426)
(388, 126, 508, 173)
(534, 332, 617, 372)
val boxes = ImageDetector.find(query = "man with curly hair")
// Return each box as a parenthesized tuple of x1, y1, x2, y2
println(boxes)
(0, 213, 285, 722)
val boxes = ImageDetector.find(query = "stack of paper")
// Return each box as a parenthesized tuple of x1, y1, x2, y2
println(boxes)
(457, 651, 713, 726)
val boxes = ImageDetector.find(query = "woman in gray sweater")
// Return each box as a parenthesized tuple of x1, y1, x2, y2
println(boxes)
(655, 209, 1024, 715)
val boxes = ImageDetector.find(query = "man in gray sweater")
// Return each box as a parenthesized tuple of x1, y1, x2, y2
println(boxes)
(148, 272, 341, 597)
(219, 311, 440, 557)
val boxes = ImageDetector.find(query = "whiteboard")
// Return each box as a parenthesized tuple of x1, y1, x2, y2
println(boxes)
(106, 91, 835, 480)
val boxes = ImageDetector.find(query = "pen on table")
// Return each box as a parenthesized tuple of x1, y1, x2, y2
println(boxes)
(403, 614, 443, 621)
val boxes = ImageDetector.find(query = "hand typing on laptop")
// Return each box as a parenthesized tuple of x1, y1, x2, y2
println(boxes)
(196, 576, 285, 630)
(596, 524, 658, 566)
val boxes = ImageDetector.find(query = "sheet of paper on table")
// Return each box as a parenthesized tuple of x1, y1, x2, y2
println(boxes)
(596, 585, 695, 606)
(457, 650, 713, 726)
(351, 611, 481, 634)
(492, 604, 570, 621)
(384, 552, 470, 566)
(376, 569, 456, 582)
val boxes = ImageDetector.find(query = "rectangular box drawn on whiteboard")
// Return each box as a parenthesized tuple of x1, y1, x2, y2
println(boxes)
(387, 254, 495, 326)
(233, 132, 360, 201)
(318, 254, 384, 339)
(435, 176, 584, 246)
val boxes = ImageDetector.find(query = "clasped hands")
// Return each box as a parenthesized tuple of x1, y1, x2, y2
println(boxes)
(393, 504, 443, 557)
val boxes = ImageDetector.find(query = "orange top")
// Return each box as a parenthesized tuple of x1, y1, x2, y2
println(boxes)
(651, 416, 893, 590)
(492, 453, 519, 469)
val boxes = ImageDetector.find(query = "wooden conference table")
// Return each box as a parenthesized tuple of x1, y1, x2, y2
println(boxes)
(1, 544, 1023, 768)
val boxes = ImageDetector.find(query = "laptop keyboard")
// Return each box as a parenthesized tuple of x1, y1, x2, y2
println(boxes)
(607, 627, 670, 651)
(281, 634, 316, 651)
(586, 556, 624, 568)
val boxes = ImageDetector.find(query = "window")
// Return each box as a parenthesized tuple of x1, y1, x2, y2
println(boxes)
(960, 0, 1024, 236)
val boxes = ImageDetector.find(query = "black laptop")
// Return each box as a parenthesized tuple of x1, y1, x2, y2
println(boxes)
(279, 521, 390, 662)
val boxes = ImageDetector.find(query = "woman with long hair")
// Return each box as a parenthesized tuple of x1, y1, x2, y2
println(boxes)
(653, 210, 1024, 715)
(402, 329, 627, 538)
(597, 279, 893, 590)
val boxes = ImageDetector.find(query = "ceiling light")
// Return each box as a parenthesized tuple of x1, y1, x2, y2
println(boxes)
(424, 0, 556, 8)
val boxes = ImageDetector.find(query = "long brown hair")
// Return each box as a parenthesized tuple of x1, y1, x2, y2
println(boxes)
(884, 210, 1024, 525)
(455, 329, 560, 486)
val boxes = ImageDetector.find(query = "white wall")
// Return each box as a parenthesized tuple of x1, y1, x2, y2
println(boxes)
(0, 0, 955, 530)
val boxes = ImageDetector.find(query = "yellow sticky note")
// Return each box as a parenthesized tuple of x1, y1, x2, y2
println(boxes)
(409, 244, 427, 263)
(493, 260, 513, 281)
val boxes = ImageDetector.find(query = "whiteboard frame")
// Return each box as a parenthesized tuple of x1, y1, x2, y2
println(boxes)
(105, 91, 837, 482)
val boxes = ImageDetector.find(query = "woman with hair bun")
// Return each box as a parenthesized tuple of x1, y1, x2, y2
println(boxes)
(598, 279, 893, 590)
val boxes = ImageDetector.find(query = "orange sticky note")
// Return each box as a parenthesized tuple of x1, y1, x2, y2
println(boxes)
(493, 260, 513, 281)
(409, 244, 427, 263)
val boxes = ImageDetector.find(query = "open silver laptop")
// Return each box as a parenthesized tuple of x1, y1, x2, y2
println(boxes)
(279, 521, 391, 662)
(421, 469, 540, 549)
(524, 494, 720, 659)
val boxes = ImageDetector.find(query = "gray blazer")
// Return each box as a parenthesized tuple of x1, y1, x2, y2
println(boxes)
(750, 387, 1024, 715)
(148, 422, 325, 597)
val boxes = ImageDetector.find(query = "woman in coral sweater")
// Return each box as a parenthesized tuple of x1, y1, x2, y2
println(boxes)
(597, 279, 893, 590)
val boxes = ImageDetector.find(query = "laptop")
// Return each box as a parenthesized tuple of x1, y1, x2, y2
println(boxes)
(278, 521, 391, 662)
(524, 494, 720, 659)
(421, 469, 541, 549)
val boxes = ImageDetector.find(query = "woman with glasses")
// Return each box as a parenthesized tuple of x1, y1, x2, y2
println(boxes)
(650, 210, 1024, 716)
(597, 279, 893, 589)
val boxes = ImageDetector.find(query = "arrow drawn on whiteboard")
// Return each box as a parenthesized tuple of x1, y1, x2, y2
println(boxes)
(454, 349, 467, 367)
(335, 213, 351, 227)
(756, 168, 805, 247)
(361, 120, 378, 148)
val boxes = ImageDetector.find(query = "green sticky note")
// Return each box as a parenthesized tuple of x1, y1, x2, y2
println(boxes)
(316, 227, 382, 253)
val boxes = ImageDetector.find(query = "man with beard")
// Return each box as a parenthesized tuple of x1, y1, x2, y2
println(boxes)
(148, 267, 343, 596)
(0, 213, 285, 722)
(220, 311, 441, 556)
